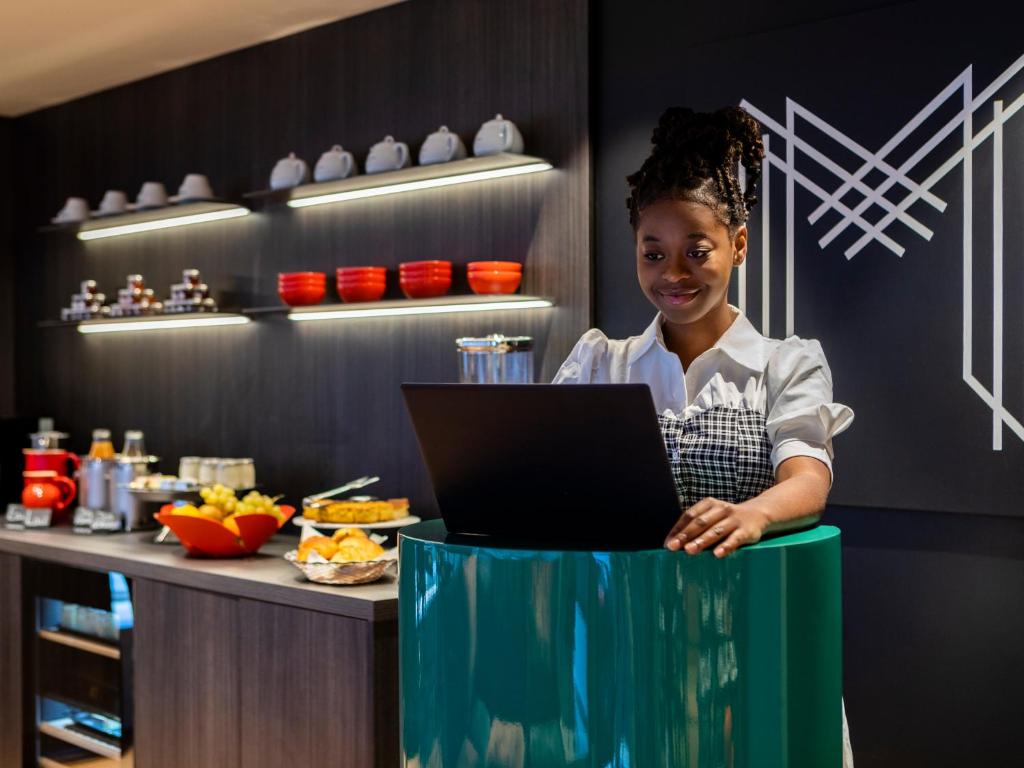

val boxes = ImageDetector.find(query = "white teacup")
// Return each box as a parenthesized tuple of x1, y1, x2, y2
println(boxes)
(314, 145, 357, 182)
(53, 197, 90, 223)
(419, 126, 468, 166)
(365, 136, 410, 174)
(270, 152, 310, 190)
(177, 173, 214, 200)
(473, 113, 525, 156)
(97, 190, 128, 215)
(136, 181, 168, 208)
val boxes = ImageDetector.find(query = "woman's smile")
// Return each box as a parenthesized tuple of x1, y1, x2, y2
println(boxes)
(656, 286, 701, 306)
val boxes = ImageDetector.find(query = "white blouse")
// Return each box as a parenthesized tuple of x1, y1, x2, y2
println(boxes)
(552, 307, 854, 480)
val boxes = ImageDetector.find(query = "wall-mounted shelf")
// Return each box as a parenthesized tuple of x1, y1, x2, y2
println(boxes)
(38, 200, 250, 240)
(245, 294, 554, 322)
(243, 153, 553, 209)
(72, 313, 250, 334)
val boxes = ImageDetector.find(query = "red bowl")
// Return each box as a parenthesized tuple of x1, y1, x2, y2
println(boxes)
(156, 504, 295, 557)
(339, 282, 387, 302)
(337, 278, 387, 288)
(279, 280, 327, 289)
(400, 260, 451, 270)
(279, 271, 325, 281)
(279, 284, 326, 306)
(400, 265, 452, 276)
(467, 261, 522, 272)
(279, 274, 326, 283)
(468, 271, 522, 295)
(400, 275, 451, 299)
(337, 266, 387, 275)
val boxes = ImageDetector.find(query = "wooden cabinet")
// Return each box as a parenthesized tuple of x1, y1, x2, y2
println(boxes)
(0, 552, 23, 768)
(132, 580, 240, 768)
(132, 580, 398, 768)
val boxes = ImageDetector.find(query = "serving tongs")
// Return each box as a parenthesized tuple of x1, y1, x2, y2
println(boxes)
(301, 475, 380, 509)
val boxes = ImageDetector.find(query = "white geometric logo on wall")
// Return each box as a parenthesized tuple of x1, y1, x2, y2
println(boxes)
(739, 53, 1024, 450)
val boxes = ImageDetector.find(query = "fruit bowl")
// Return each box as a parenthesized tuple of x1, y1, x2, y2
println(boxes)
(156, 504, 295, 557)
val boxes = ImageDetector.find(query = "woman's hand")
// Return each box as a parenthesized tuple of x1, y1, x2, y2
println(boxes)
(664, 457, 831, 558)
(664, 497, 771, 558)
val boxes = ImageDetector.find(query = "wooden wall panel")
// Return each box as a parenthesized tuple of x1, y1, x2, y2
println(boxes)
(0, 553, 22, 768)
(236, 600, 396, 767)
(10, 0, 590, 517)
(0, 118, 13, 419)
(132, 579, 240, 768)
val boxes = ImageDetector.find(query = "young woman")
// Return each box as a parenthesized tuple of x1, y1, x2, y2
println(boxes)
(554, 105, 855, 764)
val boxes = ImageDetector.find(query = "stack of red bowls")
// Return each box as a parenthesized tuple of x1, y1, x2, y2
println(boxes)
(467, 261, 523, 295)
(336, 266, 387, 302)
(278, 272, 326, 306)
(399, 260, 452, 299)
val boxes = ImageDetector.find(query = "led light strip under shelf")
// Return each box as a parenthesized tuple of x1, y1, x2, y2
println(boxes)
(76, 202, 250, 241)
(77, 314, 250, 334)
(285, 154, 553, 209)
(288, 296, 553, 322)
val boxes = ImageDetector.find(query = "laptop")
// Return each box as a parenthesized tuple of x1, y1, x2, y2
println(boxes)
(400, 383, 682, 549)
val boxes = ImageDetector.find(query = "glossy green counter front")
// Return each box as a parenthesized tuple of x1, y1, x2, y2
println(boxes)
(399, 520, 842, 768)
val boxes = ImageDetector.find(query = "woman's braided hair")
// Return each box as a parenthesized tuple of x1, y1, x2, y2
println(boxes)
(627, 106, 765, 231)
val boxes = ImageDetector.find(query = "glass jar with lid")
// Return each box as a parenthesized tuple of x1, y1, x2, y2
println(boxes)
(456, 334, 534, 383)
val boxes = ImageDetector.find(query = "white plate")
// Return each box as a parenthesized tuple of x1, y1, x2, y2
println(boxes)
(291, 514, 421, 530)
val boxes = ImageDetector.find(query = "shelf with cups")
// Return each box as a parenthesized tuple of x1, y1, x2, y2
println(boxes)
(242, 152, 553, 209)
(37, 199, 251, 240)
(243, 294, 554, 323)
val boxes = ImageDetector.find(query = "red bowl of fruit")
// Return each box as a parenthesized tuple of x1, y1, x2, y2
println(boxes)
(468, 270, 522, 295)
(156, 498, 295, 558)
(338, 282, 387, 302)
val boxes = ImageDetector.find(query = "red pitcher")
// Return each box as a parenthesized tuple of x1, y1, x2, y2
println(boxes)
(22, 470, 77, 517)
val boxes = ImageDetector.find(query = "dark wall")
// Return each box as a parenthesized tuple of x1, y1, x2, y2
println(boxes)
(11, 0, 590, 513)
(0, 118, 13, 417)
(595, 0, 1022, 765)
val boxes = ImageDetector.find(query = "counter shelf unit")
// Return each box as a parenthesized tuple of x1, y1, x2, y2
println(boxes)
(244, 294, 554, 322)
(39, 718, 122, 761)
(38, 200, 250, 240)
(36, 312, 251, 334)
(39, 628, 122, 660)
(243, 153, 553, 209)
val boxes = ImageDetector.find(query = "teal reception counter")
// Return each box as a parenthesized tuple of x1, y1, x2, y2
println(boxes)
(399, 520, 842, 768)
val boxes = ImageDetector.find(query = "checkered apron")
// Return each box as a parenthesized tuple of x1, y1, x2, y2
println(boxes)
(658, 405, 776, 508)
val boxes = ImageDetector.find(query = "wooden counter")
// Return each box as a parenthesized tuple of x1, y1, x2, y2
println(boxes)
(0, 527, 397, 621)
(0, 527, 399, 768)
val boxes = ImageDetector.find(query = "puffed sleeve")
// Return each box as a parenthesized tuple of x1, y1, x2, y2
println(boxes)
(764, 338, 854, 481)
(552, 329, 609, 384)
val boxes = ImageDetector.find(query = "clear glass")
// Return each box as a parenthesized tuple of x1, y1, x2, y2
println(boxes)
(121, 430, 146, 458)
(178, 456, 201, 482)
(198, 458, 220, 486)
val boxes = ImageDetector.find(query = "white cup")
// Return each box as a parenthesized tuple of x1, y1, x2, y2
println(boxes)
(177, 173, 214, 200)
(136, 181, 168, 208)
(270, 152, 310, 190)
(314, 145, 356, 182)
(54, 197, 90, 223)
(97, 190, 128, 215)
(365, 136, 411, 174)
(419, 126, 468, 166)
(473, 113, 525, 156)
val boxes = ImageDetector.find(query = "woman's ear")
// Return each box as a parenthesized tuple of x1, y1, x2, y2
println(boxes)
(732, 225, 748, 267)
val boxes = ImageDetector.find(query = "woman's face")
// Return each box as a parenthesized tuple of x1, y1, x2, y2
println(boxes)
(635, 198, 746, 326)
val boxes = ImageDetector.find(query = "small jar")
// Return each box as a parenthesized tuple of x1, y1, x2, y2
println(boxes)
(236, 458, 255, 489)
(178, 456, 201, 483)
(88, 429, 115, 460)
(198, 458, 220, 486)
(183, 269, 201, 289)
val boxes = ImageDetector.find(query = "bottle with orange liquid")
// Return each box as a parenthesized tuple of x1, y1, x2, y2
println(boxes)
(88, 429, 116, 460)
